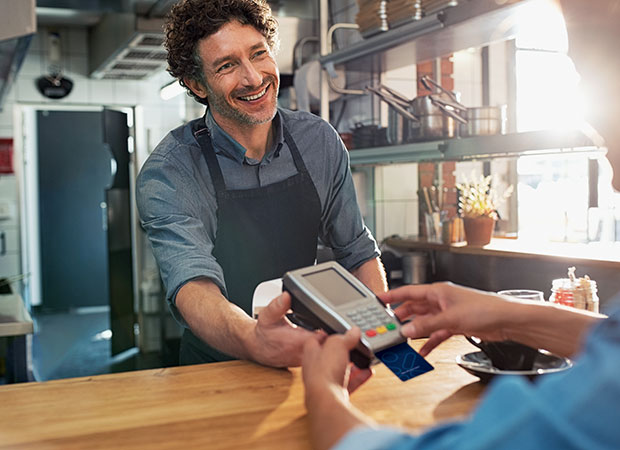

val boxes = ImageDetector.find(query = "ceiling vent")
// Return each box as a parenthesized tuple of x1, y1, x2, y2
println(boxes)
(89, 13, 167, 80)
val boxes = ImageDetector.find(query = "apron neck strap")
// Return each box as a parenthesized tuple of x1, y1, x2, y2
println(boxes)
(192, 114, 309, 195)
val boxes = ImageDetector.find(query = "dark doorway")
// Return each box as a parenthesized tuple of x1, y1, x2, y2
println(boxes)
(36, 109, 135, 356)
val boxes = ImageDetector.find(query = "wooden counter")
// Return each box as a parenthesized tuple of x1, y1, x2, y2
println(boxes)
(0, 337, 483, 449)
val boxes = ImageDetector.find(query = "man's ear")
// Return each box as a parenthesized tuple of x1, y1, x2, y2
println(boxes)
(183, 78, 208, 100)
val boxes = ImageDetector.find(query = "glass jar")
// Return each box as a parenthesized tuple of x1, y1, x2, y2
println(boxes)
(550, 277, 599, 313)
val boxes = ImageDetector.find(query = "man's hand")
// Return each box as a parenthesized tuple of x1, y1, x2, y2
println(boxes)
(380, 282, 511, 356)
(251, 292, 326, 368)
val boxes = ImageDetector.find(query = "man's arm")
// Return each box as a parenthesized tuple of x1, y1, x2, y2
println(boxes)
(176, 280, 323, 367)
(351, 257, 388, 294)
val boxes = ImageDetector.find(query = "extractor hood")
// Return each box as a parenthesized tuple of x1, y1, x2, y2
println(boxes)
(88, 12, 314, 80)
(0, 0, 36, 111)
(89, 13, 168, 80)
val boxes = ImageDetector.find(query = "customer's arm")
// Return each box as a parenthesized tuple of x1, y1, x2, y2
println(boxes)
(382, 283, 604, 358)
(302, 328, 374, 450)
(177, 284, 323, 367)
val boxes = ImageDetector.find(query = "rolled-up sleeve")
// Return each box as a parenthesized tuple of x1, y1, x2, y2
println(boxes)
(136, 147, 225, 326)
(318, 128, 380, 270)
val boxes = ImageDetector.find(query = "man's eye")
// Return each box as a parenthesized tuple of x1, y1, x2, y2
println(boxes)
(253, 50, 267, 58)
(217, 62, 233, 72)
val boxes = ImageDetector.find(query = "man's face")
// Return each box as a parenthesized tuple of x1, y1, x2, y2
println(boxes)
(193, 21, 279, 130)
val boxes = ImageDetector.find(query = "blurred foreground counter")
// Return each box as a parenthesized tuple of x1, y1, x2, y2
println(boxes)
(385, 236, 620, 312)
(0, 337, 482, 449)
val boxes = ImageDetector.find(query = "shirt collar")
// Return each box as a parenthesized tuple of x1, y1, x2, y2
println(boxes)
(204, 108, 284, 164)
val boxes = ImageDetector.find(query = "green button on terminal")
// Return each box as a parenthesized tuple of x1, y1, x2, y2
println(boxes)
(386, 323, 397, 331)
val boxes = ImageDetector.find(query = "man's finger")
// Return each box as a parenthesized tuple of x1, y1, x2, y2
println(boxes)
(258, 292, 291, 325)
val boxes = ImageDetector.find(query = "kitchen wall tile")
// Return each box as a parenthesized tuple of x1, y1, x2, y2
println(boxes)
(88, 79, 115, 105)
(19, 52, 45, 77)
(15, 75, 46, 103)
(114, 80, 139, 106)
(67, 55, 89, 78)
(378, 200, 416, 241)
(384, 43, 417, 81)
(0, 126, 12, 138)
(0, 107, 14, 129)
(381, 77, 415, 100)
(379, 163, 418, 201)
(138, 82, 165, 107)
(142, 106, 164, 132)
(59, 78, 89, 104)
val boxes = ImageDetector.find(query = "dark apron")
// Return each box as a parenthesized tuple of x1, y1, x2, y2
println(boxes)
(180, 116, 322, 364)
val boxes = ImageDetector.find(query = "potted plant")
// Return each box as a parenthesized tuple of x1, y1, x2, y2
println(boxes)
(457, 174, 513, 246)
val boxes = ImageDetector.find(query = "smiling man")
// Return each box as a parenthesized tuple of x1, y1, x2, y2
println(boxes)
(136, 0, 386, 367)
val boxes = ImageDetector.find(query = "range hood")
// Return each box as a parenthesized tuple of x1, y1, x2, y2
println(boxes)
(89, 13, 168, 80)
(0, 0, 36, 111)
(88, 11, 314, 80)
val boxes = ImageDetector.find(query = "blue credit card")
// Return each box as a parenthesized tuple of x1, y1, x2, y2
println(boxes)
(375, 342, 434, 381)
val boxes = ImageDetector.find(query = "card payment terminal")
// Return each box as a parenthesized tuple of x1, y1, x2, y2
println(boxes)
(283, 261, 433, 380)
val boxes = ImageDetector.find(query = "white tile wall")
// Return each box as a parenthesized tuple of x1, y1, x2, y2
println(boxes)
(374, 163, 419, 241)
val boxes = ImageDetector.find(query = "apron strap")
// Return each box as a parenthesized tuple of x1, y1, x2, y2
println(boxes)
(193, 113, 311, 197)
(191, 115, 227, 194)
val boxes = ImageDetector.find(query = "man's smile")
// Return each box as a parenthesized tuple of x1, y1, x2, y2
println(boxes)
(238, 85, 269, 102)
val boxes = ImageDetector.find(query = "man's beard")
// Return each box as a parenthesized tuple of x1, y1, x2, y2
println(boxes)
(207, 75, 279, 126)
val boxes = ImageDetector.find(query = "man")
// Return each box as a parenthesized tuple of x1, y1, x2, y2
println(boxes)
(136, 0, 386, 367)
(300, 0, 620, 448)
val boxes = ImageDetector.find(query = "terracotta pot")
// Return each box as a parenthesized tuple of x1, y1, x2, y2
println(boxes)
(463, 216, 495, 246)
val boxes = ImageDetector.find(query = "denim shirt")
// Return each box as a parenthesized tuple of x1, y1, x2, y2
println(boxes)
(136, 108, 379, 325)
(335, 304, 620, 450)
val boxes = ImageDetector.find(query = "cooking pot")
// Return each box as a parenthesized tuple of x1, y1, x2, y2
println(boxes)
(460, 105, 507, 137)
(366, 85, 419, 145)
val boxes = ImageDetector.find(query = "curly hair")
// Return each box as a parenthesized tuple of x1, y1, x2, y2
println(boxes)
(164, 0, 279, 105)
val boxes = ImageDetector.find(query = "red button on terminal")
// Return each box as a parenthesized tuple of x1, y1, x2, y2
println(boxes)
(365, 329, 377, 337)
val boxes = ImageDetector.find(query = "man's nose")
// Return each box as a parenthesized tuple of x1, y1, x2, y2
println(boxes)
(240, 60, 263, 87)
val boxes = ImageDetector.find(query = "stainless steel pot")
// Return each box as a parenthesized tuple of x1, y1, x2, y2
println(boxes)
(419, 114, 458, 139)
(460, 105, 507, 137)
(366, 85, 419, 145)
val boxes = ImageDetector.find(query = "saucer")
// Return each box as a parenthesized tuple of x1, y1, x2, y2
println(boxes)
(456, 350, 573, 383)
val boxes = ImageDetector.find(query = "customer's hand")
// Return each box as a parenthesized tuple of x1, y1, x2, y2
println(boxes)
(302, 328, 375, 450)
(379, 282, 511, 356)
(302, 327, 373, 400)
(252, 292, 326, 368)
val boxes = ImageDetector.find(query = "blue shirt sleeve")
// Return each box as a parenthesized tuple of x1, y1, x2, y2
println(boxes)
(136, 140, 226, 326)
(334, 306, 620, 450)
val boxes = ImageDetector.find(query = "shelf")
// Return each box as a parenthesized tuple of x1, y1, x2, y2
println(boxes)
(384, 236, 620, 269)
(348, 130, 600, 166)
(320, 0, 534, 70)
